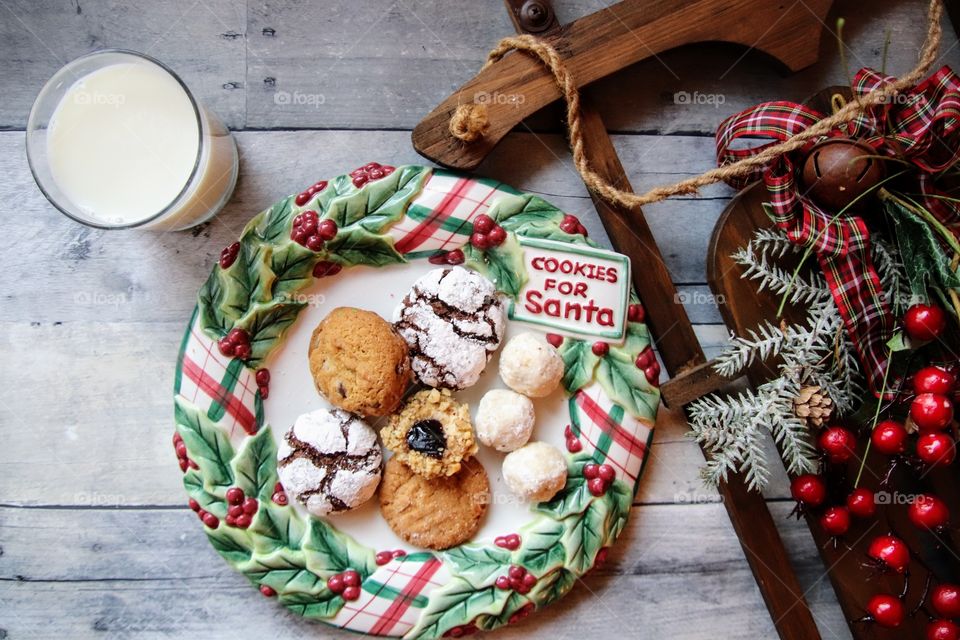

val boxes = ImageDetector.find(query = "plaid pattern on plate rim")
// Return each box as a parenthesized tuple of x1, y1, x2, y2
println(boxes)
(174, 168, 657, 637)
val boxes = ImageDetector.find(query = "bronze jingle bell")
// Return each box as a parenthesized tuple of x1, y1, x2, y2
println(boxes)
(800, 138, 886, 212)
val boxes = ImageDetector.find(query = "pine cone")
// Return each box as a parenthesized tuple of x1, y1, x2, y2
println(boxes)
(793, 385, 833, 427)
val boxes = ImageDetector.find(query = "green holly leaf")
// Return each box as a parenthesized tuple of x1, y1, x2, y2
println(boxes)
(231, 426, 278, 502)
(442, 545, 511, 588)
(563, 498, 609, 574)
(279, 590, 344, 619)
(515, 518, 567, 575)
(464, 233, 528, 298)
(321, 165, 431, 232)
(182, 468, 222, 513)
(530, 567, 576, 608)
(197, 265, 232, 336)
(613, 321, 652, 362)
(473, 591, 529, 631)
(206, 525, 253, 564)
(235, 299, 306, 367)
(325, 225, 406, 268)
(596, 355, 660, 420)
(408, 578, 510, 640)
(535, 455, 592, 519)
(270, 240, 318, 304)
(248, 195, 297, 245)
(605, 479, 633, 542)
(248, 500, 307, 553)
(885, 197, 960, 297)
(174, 396, 235, 488)
(240, 547, 328, 598)
(557, 339, 600, 393)
(303, 519, 378, 578)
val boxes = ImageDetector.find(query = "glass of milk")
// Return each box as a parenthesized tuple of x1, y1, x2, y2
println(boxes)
(27, 50, 239, 230)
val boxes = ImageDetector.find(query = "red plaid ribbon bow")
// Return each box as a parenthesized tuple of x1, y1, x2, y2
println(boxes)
(715, 66, 960, 393)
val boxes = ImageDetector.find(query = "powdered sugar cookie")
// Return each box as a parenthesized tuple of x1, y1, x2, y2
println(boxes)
(475, 389, 535, 452)
(502, 441, 568, 503)
(393, 267, 505, 390)
(276, 408, 382, 516)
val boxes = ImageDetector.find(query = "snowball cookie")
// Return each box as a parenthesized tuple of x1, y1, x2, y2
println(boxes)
(502, 442, 568, 502)
(277, 408, 382, 517)
(498, 332, 564, 397)
(394, 267, 505, 390)
(475, 389, 535, 452)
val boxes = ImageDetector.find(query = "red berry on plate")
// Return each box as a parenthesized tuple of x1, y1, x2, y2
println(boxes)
(175, 440, 187, 458)
(445, 249, 465, 265)
(495, 575, 511, 590)
(259, 585, 277, 597)
(598, 464, 615, 483)
(202, 513, 219, 529)
(818, 426, 857, 464)
(305, 235, 325, 252)
(820, 506, 851, 536)
(235, 513, 251, 529)
(909, 494, 950, 530)
(508, 565, 525, 580)
(545, 333, 563, 348)
(472, 214, 495, 234)
(364, 162, 381, 171)
(218, 337, 236, 357)
(233, 344, 252, 360)
(178, 458, 189, 473)
(259, 385, 269, 400)
(559, 220, 577, 234)
(375, 551, 392, 566)
(219, 242, 240, 269)
(226, 487, 244, 505)
(583, 463, 599, 480)
(932, 584, 960, 618)
(911, 393, 954, 431)
(506, 534, 520, 550)
(644, 364, 661, 387)
(904, 303, 947, 342)
(243, 497, 258, 515)
(188, 498, 200, 512)
(917, 432, 956, 466)
(342, 570, 361, 587)
(273, 492, 288, 506)
(327, 574, 345, 594)
(227, 328, 249, 345)
(352, 174, 368, 188)
(871, 420, 908, 455)
(915, 366, 957, 395)
(368, 168, 384, 180)
(627, 303, 645, 323)
(487, 225, 507, 246)
(587, 477, 607, 496)
(228, 504, 244, 518)
(470, 232, 490, 250)
(392, 549, 406, 558)
(342, 586, 361, 601)
(566, 437, 582, 453)
(866, 594, 904, 628)
(294, 192, 311, 206)
(428, 252, 447, 265)
(868, 534, 910, 573)
(591, 341, 609, 356)
(317, 219, 338, 241)
(522, 573, 537, 588)
(790, 474, 826, 507)
(255, 368, 270, 386)
(846, 488, 876, 519)
(635, 347, 655, 369)
(313, 261, 342, 278)
(928, 619, 960, 640)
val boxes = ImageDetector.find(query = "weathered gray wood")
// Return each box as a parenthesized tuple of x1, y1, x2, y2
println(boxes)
(0, 502, 848, 639)
(0, 0, 246, 130)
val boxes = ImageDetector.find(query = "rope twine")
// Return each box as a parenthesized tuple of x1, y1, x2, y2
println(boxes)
(449, 0, 945, 209)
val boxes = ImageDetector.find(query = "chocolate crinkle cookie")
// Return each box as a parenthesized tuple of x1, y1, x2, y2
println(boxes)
(276, 408, 382, 516)
(393, 266, 505, 390)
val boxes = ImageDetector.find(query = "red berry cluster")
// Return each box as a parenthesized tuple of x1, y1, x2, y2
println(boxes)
(584, 462, 616, 496)
(313, 260, 343, 278)
(350, 162, 395, 188)
(563, 424, 582, 453)
(327, 569, 362, 601)
(255, 368, 270, 400)
(469, 214, 507, 251)
(173, 432, 198, 473)
(443, 622, 479, 637)
(428, 249, 465, 266)
(627, 303, 645, 323)
(218, 328, 252, 360)
(494, 533, 521, 550)
(219, 242, 240, 269)
(291, 210, 338, 251)
(271, 482, 288, 506)
(294, 180, 328, 207)
(635, 345, 660, 387)
(188, 498, 219, 529)
(904, 302, 947, 342)
(374, 549, 407, 566)
(225, 486, 259, 529)
(545, 333, 563, 348)
(559, 214, 588, 237)
(495, 565, 537, 594)
(259, 585, 277, 597)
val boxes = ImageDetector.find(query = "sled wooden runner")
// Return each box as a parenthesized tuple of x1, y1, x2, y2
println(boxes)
(411, 0, 843, 638)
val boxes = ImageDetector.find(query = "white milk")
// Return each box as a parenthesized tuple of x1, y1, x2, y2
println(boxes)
(45, 59, 237, 229)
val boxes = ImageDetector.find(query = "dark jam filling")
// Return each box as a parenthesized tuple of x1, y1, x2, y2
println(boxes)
(406, 419, 446, 459)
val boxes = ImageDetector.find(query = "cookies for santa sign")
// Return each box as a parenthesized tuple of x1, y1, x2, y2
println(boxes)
(509, 236, 631, 343)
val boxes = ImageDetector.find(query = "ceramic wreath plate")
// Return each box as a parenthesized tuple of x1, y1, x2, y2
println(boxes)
(172, 165, 660, 638)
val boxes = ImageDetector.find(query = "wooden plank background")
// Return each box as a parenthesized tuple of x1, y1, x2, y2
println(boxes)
(1, 0, 958, 637)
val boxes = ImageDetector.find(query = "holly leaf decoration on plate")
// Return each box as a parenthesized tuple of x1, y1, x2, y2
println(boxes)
(175, 396, 235, 488)
(235, 299, 306, 368)
(530, 568, 576, 608)
(279, 590, 345, 619)
(325, 225, 405, 268)
(206, 524, 254, 564)
(557, 338, 601, 393)
(464, 233, 528, 298)
(408, 578, 510, 640)
(442, 545, 511, 588)
(248, 500, 307, 553)
(535, 455, 593, 519)
(270, 241, 319, 302)
(247, 195, 296, 245)
(239, 547, 329, 598)
(596, 354, 659, 420)
(515, 518, 567, 576)
(489, 193, 591, 245)
(231, 426, 277, 502)
(321, 165, 431, 232)
(563, 498, 610, 574)
(303, 519, 378, 578)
